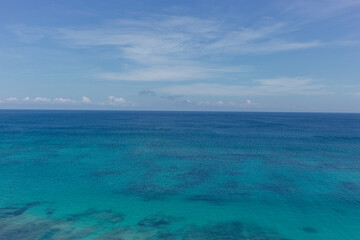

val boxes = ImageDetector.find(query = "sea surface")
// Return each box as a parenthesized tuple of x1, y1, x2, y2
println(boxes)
(0, 110, 359, 240)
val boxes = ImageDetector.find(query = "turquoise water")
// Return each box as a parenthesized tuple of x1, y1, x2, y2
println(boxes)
(0, 110, 359, 240)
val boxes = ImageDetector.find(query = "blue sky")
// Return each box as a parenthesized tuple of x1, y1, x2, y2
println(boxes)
(0, 0, 359, 112)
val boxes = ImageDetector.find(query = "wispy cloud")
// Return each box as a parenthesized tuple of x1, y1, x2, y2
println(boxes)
(53, 17, 320, 56)
(207, 23, 321, 54)
(98, 68, 205, 82)
(5, 97, 18, 102)
(34, 97, 52, 103)
(6, 16, 323, 82)
(98, 65, 249, 82)
(159, 77, 330, 96)
(81, 96, 91, 103)
(108, 96, 126, 105)
(139, 90, 156, 96)
(0, 95, 135, 107)
(5, 24, 48, 42)
(196, 100, 228, 106)
(53, 97, 76, 104)
(183, 99, 258, 108)
(161, 95, 183, 100)
(0, 96, 93, 105)
(0, 96, 139, 108)
(283, 0, 360, 20)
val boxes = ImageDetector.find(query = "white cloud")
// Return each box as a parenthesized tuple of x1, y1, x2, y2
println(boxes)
(182, 99, 257, 108)
(53, 97, 76, 104)
(194, 100, 238, 107)
(139, 90, 156, 96)
(283, 0, 360, 20)
(6, 97, 18, 102)
(54, 17, 320, 58)
(81, 96, 91, 103)
(34, 97, 51, 103)
(197, 100, 211, 106)
(99, 68, 207, 82)
(207, 23, 321, 54)
(159, 77, 330, 96)
(0, 96, 133, 106)
(6, 16, 324, 83)
(61, 17, 320, 82)
(0, 97, 19, 104)
(5, 24, 47, 42)
(99, 65, 248, 82)
(0, 97, 29, 104)
(336, 39, 360, 46)
(109, 96, 126, 105)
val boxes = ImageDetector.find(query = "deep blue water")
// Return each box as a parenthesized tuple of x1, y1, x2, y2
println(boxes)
(0, 110, 360, 239)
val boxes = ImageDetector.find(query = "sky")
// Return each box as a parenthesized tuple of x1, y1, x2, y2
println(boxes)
(0, 0, 359, 112)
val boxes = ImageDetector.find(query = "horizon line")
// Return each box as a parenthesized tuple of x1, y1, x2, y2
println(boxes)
(0, 108, 359, 114)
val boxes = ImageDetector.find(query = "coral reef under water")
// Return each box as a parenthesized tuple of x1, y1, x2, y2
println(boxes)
(0, 202, 291, 240)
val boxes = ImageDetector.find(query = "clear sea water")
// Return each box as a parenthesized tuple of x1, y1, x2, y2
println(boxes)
(0, 110, 359, 240)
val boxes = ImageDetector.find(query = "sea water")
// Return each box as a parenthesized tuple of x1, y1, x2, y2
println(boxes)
(0, 110, 359, 239)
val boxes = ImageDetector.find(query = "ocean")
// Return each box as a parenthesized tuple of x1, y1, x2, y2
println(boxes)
(0, 110, 359, 240)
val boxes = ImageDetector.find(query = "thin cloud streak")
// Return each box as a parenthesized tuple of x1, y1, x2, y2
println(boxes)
(53, 17, 320, 55)
(0, 96, 135, 108)
(98, 65, 250, 82)
(6, 16, 324, 83)
(0, 96, 95, 105)
(283, 0, 360, 20)
(159, 77, 331, 96)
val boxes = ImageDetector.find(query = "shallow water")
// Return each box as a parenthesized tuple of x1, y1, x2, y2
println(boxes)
(0, 110, 359, 239)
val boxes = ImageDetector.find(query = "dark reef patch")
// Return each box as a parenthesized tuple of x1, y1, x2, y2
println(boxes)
(188, 194, 220, 203)
(222, 180, 240, 189)
(182, 221, 290, 240)
(46, 207, 56, 216)
(182, 221, 244, 240)
(0, 158, 22, 166)
(339, 181, 360, 193)
(258, 182, 298, 196)
(176, 167, 213, 182)
(155, 231, 178, 240)
(0, 215, 99, 240)
(187, 190, 250, 204)
(122, 181, 178, 200)
(67, 208, 124, 224)
(186, 182, 251, 204)
(0, 208, 292, 240)
(223, 168, 242, 176)
(88, 169, 124, 178)
(93, 226, 157, 240)
(175, 166, 213, 189)
(302, 227, 318, 233)
(0, 219, 56, 240)
(137, 214, 184, 228)
(0, 202, 41, 218)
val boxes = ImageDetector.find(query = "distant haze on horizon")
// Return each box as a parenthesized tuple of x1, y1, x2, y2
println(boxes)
(0, 0, 359, 112)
